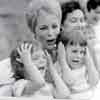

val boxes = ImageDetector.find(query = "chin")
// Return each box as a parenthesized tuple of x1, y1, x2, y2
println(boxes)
(71, 64, 81, 69)
(47, 45, 56, 50)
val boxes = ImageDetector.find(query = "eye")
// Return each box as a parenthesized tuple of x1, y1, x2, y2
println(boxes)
(69, 41, 74, 45)
(70, 17, 77, 23)
(80, 42, 87, 47)
(80, 50, 86, 55)
(52, 24, 58, 29)
(39, 25, 48, 30)
(72, 50, 77, 53)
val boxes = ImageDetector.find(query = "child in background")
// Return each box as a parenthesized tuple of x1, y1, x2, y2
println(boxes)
(56, 30, 99, 99)
(10, 40, 69, 98)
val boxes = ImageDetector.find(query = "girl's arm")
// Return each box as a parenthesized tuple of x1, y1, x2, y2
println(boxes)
(57, 42, 75, 85)
(88, 38, 100, 76)
(46, 51, 70, 99)
(85, 47, 99, 87)
(17, 43, 45, 90)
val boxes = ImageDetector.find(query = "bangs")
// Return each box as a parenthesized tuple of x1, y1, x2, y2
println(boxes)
(62, 30, 87, 46)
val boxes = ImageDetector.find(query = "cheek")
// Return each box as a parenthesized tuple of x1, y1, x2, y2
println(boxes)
(81, 22, 87, 27)
(55, 27, 60, 36)
(36, 32, 47, 41)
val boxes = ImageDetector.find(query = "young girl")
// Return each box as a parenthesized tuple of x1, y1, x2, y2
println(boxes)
(10, 40, 69, 98)
(56, 30, 99, 99)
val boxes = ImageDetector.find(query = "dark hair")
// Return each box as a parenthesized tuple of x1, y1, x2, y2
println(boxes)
(87, 0, 100, 12)
(10, 49, 25, 80)
(61, 1, 82, 25)
(57, 30, 87, 48)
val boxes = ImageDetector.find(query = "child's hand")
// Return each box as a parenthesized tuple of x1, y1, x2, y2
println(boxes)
(58, 42, 66, 61)
(85, 47, 93, 66)
(17, 42, 33, 66)
(45, 50, 54, 70)
(58, 42, 70, 69)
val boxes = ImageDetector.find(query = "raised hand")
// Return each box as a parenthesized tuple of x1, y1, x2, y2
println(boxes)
(17, 42, 33, 66)
(85, 47, 93, 66)
(85, 47, 99, 86)
(57, 42, 70, 69)
(45, 50, 54, 70)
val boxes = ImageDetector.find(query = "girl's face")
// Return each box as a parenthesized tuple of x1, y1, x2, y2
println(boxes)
(35, 10, 60, 50)
(65, 42, 86, 69)
(63, 9, 86, 33)
(31, 49, 47, 77)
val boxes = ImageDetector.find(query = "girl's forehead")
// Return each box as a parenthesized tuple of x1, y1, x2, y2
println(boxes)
(67, 43, 86, 50)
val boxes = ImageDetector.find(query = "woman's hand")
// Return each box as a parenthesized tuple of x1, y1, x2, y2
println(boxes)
(17, 42, 33, 66)
(57, 42, 75, 85)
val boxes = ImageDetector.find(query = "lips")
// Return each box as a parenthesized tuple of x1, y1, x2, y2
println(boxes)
(46, 39, 56, 45)
(72, 59, 80, 64)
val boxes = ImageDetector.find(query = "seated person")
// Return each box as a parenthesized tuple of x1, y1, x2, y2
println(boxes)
(56, 30, 99, 99)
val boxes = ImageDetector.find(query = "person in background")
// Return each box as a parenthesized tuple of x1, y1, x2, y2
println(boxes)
(25, 0, 62, 84)
(86, 0, 100, 76)
(60, 1, 87, 35)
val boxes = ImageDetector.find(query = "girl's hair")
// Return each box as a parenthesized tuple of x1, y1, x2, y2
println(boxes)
(58, 30, 87, 47)
(10, 40, 42, 80)
(87, 0, 100, 12)
(25, 0, 61, 33)
(61, 1, 82, 25)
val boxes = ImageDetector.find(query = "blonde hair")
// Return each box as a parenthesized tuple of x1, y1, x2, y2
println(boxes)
(25, 0, 62, 33)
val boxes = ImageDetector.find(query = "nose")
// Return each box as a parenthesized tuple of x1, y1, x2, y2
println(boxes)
(47, 27, 54, 37)
(76, 21, 82, 30)
(77, 52, 82, 58)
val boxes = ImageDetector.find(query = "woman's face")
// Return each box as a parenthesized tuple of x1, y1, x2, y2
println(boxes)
(35, 10, 60, 50)
(63, 9, 86, 33)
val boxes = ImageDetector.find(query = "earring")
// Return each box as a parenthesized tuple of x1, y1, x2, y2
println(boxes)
(60, 26, 64, 33)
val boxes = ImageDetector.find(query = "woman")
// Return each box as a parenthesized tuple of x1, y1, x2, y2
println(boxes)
(25, 0, 62, 62)
(0, 0, 62, 96)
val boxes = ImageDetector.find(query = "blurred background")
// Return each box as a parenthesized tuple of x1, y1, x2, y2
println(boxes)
(0, 0, 33, 60)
